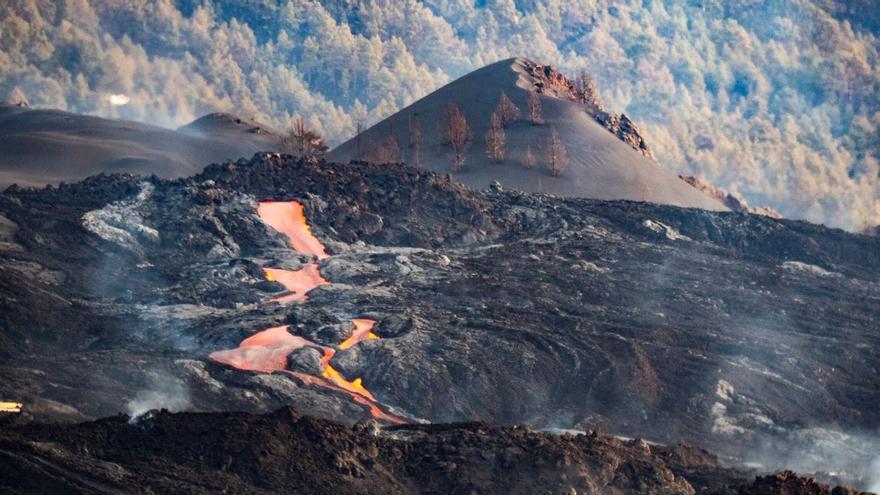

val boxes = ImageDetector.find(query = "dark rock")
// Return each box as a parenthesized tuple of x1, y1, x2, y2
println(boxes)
(0, 153, 877, 490)
(288, 346, 324, 375)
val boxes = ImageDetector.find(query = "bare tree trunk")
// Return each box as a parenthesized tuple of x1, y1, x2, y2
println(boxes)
(408, 113, 423, 167)
(528, 91, 544, 125)
(524, 144, 536, 169)
(495, 91, 521, 127)
(282, 115, 328, 160)
(382, 134, 400, 163)
(546, 127, 567, 177)
(444, 101, 471, 171)
(355, 119, 365, 159)
(485, 111, 506, 163)
(575, 69, 602, 112)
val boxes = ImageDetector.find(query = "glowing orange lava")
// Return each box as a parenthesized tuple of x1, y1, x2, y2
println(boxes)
(320, 319, 381, 402)
(209, 325, 315, 373)
(257, 201, 329, 259)
(339, 319, 380, 350)
(263, 264, 329, 303)
(209, 200, 405, 424)
(321, 349, 377, 401)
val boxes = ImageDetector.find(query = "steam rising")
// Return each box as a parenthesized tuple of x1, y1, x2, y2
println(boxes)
(743, 429, 880, 492)
(126, 375, 190, 420)
(869, 456, 880, 492)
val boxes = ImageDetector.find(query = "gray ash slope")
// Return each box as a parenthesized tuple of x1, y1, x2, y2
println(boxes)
(0, 153, 878, 487)
(0, 104, 283, 188)
(330, 58, 727, 212)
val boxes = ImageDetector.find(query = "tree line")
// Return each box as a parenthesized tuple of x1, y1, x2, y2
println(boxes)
(284, 81, 600, 178)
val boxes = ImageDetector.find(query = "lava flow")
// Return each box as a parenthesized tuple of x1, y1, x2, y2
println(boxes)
(257, 201, 329, 259)
(263, 264, 329, 303)
(209, 325, 314, 373)
(210, 200, 403, 423)
(321, 319, 381, 401)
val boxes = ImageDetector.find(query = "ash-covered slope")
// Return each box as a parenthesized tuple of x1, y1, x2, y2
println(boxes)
(330, 58, 727, 212)
(0, 407, 860, 495)
(0, 105, 282, 188)
(1, 153, 878, 488)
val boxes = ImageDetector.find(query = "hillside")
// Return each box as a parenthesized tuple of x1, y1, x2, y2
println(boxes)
(0, 105, 282, 188)
(1, 153, 877, 488)
(330, 58, 727, 212)
(0, 407, 859, 494)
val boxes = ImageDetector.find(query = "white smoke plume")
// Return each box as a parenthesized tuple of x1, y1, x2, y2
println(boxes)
(126, 373, 191, 420)
(743, 428, 880, 492)
(0, 0, 877, 230)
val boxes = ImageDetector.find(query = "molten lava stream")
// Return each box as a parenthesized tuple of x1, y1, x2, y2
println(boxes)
(209, 326, 315, 373)
(210, 201, 405, 423)
(319, 320, 381, 402)
(263, 264, 329, 303)
(209, 323, 404, 424)
(257, 201, 329, 259)
(339, 318, 380, 349)
(316, 319, 405, 423)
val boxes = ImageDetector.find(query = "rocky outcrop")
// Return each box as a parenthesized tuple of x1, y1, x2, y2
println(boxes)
(0, 407, 863, 495)
(596, 111, 653, 157)
(521, 60, 654, 158)
(679, 175, 782, 218)
(522, 61, 582, 101)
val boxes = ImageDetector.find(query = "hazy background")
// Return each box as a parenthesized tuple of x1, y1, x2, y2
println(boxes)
(1, 0, 877, 230)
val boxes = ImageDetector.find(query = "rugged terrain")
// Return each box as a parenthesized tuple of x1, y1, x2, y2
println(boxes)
(0, 104, 282, 188)
(0, 407, 866, 495)
(0, 153, 878, 489)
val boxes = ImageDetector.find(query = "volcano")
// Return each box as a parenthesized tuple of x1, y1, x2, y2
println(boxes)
(330, 58, 727, 212)
(0, 104, 282, 188)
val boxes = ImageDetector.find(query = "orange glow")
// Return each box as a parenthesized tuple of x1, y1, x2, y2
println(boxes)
(320, 348, 377, 402)
(338, 319, 380, 350)
(210, 201, 405, 423)
(263, 264, 329, 303)
(209, 325, 316, 373)
(257, 201, 329, 259)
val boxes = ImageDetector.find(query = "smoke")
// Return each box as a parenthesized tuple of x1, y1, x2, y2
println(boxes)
(125, 373, 191, 420)
(869, 455, 880, 493)
(742, 428, 880, 492)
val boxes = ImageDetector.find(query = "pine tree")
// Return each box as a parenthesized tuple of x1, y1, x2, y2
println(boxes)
(485, 111, 506, 163)
(495, 91, 521, 127)
(525, 144, 536, 169)
(528, 91, 544, 125)
(547, 127, 567, 177)
(408, 113, 423, 166)
(575, 69, 602, 110)
(354, 119, 365, 159)
(443, 101, 471, 171)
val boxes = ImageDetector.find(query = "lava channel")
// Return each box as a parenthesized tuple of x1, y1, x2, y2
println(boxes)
(209, 325, 315, 373)
(209, 200, 403, 423)
(321, 319, 381, 401)
(263, 264, 329, 303)
(257, 201, 329, 259)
